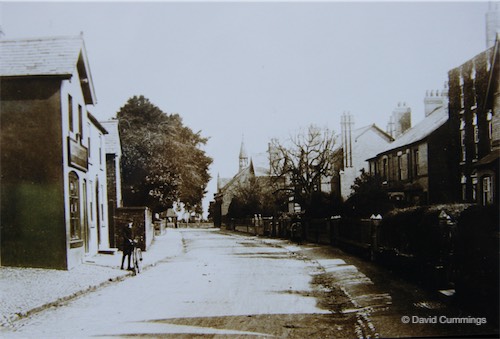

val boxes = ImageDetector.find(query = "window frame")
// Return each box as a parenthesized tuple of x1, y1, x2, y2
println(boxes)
(69, 172, 83, 246)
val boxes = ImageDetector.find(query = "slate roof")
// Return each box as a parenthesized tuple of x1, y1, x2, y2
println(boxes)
(0, 35, 96, 104)
(369, 106, 448, 158)
(100, 120, 122, 156)
(1, 35, 83, 76)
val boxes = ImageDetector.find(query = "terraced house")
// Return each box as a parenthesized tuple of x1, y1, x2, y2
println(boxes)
(448, 33, 499, 206)
(367, 90, 453, 205)
(0, 35, 110, 269)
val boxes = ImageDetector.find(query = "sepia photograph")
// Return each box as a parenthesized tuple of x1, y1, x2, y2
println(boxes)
(0, 1, 499, 338)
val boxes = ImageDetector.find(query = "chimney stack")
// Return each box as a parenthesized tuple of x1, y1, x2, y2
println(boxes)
(486, 2, 500, 48)
(387, 102, 411, 139)
(341, 112, 354, 168)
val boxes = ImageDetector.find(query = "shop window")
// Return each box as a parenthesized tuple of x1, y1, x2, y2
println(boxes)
(69, 172, 81, 241)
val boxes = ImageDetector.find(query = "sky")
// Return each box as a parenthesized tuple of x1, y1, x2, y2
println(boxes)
(0, 1, 492, 216)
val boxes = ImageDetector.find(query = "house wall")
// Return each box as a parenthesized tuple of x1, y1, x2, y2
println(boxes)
(448, 47, 496, 203)
(86, 119, 109, 255)
(370, 142, 431, 205)
(0, 77, 67, 269)
(60, 69, 109, 269)
(427, 123, 455, 203)
(339, 128, 393, 200)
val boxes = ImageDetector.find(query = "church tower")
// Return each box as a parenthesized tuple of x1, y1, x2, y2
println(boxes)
(239, 136, 248, 171)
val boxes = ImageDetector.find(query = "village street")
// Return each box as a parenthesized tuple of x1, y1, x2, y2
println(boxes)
(2, 228, 497, 338)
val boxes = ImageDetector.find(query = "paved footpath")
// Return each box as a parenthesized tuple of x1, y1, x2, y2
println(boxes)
(0, 229, 184, 328)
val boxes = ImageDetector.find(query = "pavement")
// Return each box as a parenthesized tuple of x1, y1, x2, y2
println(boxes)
(0, 228, 184, 328)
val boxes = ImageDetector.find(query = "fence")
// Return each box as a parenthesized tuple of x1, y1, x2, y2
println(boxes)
(226, 217, 375, 252)
(225, 211, 457, 289)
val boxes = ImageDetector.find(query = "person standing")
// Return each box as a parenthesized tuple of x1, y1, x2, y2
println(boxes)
(120, 221, 134, 270)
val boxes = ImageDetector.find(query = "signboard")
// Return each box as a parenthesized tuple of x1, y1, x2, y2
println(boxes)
(68, 137, 88, 171)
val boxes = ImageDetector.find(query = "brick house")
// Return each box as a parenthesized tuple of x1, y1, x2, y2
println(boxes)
(0, 35, 110, 269)
(367, 104, 453, 205)
(448, 34, 499, 205)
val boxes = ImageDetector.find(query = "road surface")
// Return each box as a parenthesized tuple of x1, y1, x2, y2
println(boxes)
(2, 228, 497, 338)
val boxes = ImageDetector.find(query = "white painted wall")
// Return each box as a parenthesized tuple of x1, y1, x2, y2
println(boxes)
(60, 67, 109, 268)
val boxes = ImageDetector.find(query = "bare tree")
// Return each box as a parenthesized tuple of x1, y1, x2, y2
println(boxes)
(269, 125, 338, 214)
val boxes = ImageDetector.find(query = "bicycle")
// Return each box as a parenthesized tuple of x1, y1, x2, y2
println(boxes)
(131, 238, 143, 275)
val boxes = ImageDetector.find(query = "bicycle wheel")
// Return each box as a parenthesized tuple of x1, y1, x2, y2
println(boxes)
(135, 248, 142, 274)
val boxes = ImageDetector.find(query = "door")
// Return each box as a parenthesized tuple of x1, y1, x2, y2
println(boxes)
(83, 180, 90, 253)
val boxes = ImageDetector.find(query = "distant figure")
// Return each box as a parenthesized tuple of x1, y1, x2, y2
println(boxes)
(121, 221, 134, 270)
(291, 215, 303, 245)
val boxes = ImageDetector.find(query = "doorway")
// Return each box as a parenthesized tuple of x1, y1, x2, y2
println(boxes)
(96, 179, 101, 248)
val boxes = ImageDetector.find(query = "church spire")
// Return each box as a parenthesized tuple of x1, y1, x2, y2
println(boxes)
(239, 135, 248, 171)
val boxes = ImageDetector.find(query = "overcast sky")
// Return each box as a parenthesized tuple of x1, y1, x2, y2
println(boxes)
(0, 1, 492, 215)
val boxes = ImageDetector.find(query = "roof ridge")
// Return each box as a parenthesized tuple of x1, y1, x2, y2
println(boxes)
(0, 34, 83, 43)
(373, 106, 447, 156)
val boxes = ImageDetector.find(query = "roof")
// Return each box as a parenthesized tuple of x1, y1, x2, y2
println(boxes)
(218, 161, 255, 194)
(333, 123, 393, 152)
(251, 152, 270, 176)
(100, 120, 122, 155)
(0, 35, 96, 104)
(353, 124, 394, 143)
(475, 150, 500, 168)
(370, 106, 448, 158)
(87, 112, 108, 135)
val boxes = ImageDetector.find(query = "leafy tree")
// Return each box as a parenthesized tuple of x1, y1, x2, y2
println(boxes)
(116, 95, 212, 213)
(269, 125, 338, 216)
(343, 169, 393, 217)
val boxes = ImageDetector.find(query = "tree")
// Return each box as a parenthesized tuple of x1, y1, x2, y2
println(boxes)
(343, 169, 393, 217)
(116, 95, 212, 213)
(227, 177, 275, 218)
(269, 125, 338, 216)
